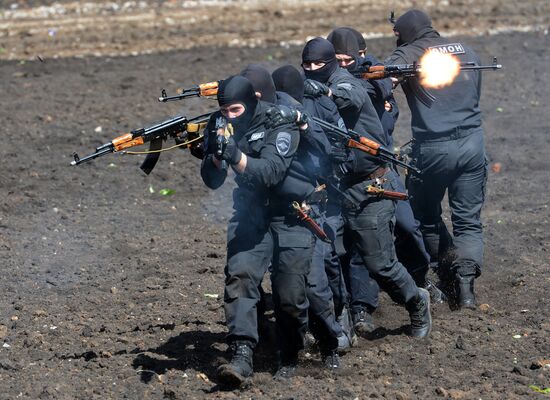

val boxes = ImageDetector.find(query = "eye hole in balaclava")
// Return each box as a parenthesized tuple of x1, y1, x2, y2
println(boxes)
(217, 75, 258, 133)
(393, 9, 433, 46)
(239, 64, 277, 104)
(272, 65, 305, 104)
(301, 37, 339, 84)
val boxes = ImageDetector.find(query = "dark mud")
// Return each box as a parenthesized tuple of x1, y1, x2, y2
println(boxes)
(0, 30, 549, 399)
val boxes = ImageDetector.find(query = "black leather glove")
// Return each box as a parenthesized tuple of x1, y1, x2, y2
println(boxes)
(265, 105, 308, 129)
(304, 79, 330, 97)
(329, 145, 349, 163)
(215, 135, 242, 165)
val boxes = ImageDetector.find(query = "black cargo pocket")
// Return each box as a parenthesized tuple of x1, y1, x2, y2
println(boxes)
(350, 213, 383, 257)
(275, 232, 313, 275)
(278, 232, 312, 248)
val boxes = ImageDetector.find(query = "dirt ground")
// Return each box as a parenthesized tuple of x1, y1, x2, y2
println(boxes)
(1, 1, 549, 399)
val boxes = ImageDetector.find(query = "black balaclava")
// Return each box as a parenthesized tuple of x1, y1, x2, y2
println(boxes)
(326, 28, 361, 72)
(301, 37, 339, 83)
(393, 9, 438, 46)
(345, 27, 367, 53)
(217, 75, 258, 134)
(272, 65, 305, 103)
(327, 27, 362, 57)
(239, 64, 277, 104)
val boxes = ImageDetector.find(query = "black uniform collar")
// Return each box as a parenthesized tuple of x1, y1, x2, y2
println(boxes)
(238, 101, 269, 139)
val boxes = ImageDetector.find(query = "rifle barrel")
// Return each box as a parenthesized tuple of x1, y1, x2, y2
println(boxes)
(71, 146, 113, 166)
(460, 64, 502, 71)
(158, 91, 200, 102)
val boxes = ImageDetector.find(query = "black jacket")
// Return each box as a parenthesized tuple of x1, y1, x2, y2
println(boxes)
(326, 67, 386, 176)
(385, 32, 483, 137)
(200, 101, 316, 205)
(357, 55, 399, 148)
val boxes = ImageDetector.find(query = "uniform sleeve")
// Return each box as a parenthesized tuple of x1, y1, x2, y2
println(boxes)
(199, 116, 227, 189)
(200, 154, 228, 190)
(241, 123, 299, 187)
(361, 56, 393, 100)
(388, 96, 399, 122)
(384, 50, 409, 66)
(329, 75, 369, 115)
(299, 119, 332, 158)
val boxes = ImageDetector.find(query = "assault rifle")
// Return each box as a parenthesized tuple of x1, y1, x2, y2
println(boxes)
(158, 81, 219, 102)
(71, 113, 211, 174)
(352, 57, 502, 80)
(352, 57, 502, 107)
(311, 116, 421, 175)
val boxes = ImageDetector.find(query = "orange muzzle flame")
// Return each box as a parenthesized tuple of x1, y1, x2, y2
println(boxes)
(419, 51, 460, 89)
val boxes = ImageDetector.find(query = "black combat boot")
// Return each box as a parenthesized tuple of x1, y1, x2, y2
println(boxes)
(455, 274, 476, 309)
(335, 307, 356, 351)
(273, 352, 298, 381)
(351, 307, 376, 335)
(337, 306, 357, 348)
(321, 349, 341, 370)
(422, 278, 447, 304)
(217, 341, 253, 386)
(406, 288, 432, 338)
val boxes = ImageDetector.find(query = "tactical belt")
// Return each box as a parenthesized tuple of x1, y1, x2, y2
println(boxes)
(413, 125, 481, 143)
(367, 166, 389, 180)
(267, 188, 328, 215)
(343, 166, 389, 187)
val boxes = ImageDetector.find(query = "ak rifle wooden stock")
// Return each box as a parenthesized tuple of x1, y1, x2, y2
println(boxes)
(311, 117, 421, 175)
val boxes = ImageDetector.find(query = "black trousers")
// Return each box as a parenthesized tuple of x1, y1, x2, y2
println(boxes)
(224, 201, 313, 357)
(342, 173, 419, 306)
(306, 204, 344, 350)
(342, 169, 429, 312)
(408, 127, 487, 277)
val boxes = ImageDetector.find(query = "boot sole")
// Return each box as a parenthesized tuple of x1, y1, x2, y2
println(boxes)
(217, 366, 251, 387)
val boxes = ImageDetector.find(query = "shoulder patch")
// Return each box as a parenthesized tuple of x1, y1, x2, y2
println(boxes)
(337, 118, 346, 129)
(428, 43, 465, 55)
(248, 131, 265, 142)
(275, 131, 292, 156)
(337, 82, 353, 91)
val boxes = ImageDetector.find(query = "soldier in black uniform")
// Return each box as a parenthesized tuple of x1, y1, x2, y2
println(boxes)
(300, 37, 432, 338)
(241, 64, 347, 361)
(202, 75, 342, 384)
(385, 9, 488, 309)
(327, 28, 445, 333)
(272, 64, 355, 351)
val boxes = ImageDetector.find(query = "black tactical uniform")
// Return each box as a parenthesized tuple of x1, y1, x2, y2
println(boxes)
(328, 27, 440, 331)
(386, 9, 487, 308)
(301, 37, 432, 337)
(272, 64, 352, 353)
(201, 76, 314, 384)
